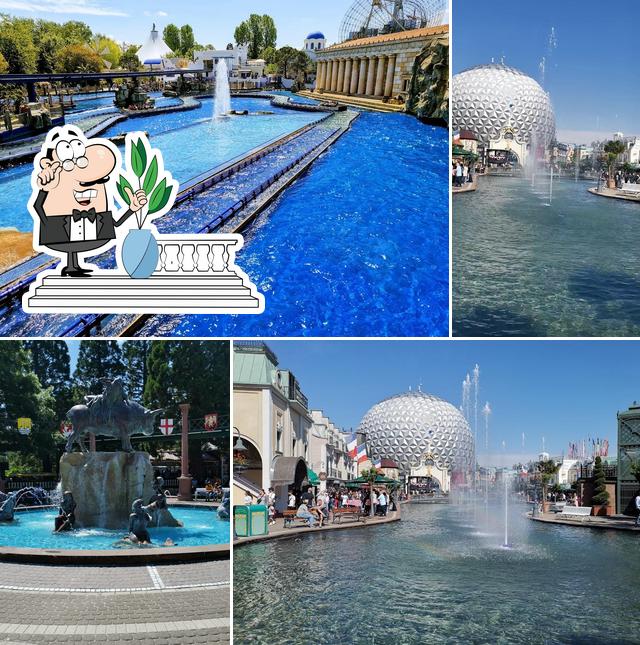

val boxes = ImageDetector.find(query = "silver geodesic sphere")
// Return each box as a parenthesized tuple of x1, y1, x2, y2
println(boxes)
(339, 0, 448, 43)
(357, 391, 474, 474)
(452, 63, 555, 146)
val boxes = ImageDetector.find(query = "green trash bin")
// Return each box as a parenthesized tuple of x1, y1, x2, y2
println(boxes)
(234, 505, 250, 537)
(248, 504, 268, 536)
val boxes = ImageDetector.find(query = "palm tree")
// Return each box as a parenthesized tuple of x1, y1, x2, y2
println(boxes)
(603, 139, 626, 188)
(536, 459, 558, 512)
(360, 467, 379, 517)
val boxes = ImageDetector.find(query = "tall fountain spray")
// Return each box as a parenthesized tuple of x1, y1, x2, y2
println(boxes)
(502, 472, 510, 548)
(483, 402, 491, 451)
(213, 59, 231, 119)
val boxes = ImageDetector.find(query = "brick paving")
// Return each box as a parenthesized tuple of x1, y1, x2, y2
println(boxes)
(0, 561, 229, 644)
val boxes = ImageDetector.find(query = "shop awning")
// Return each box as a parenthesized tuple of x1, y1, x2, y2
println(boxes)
(307, 467, 320, 485)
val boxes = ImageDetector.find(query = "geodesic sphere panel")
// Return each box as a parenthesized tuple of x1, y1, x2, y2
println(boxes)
(452, 64, 555, 146)
(357, 391, 474, 473)
(339, 0, 448, 43)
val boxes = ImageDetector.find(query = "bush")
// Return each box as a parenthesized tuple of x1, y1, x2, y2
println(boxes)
(591, 456, 609, 506)
(5, 452, 43, 477)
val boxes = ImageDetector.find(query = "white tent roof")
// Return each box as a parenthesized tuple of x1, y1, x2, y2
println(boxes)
(137, 23, 172, 66)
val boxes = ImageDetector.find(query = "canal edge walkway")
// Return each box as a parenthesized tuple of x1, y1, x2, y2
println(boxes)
(529, 511, 640, 532)
(234, 507, 400, 547)
(587, 186, 640, 203)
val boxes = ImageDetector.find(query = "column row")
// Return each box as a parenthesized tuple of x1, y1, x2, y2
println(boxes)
(315, 54, 397, 99)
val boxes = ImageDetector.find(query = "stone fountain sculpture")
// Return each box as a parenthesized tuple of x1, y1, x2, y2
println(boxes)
(0, 491, 17, 522)
(60, 378, 181, 529)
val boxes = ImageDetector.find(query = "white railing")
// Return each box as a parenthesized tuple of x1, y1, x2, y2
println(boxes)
(155, 234, 241, 275)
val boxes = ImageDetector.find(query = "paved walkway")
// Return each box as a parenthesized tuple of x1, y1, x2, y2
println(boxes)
(298, 89, 404, 112)
(588, 186, 640, 202)
(235, 507, 400, 546)
(530, 511, 640, 532)
(0, 560, 229, 644)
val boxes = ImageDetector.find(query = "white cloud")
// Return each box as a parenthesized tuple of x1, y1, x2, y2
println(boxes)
(0, 0, 128, 16)
(143, 9, 167, 17)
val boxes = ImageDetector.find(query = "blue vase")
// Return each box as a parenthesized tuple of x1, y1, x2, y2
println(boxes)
(121, 228, 159, 279)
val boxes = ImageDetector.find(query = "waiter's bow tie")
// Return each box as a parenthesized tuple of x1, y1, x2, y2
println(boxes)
(72, 208, 97, 223)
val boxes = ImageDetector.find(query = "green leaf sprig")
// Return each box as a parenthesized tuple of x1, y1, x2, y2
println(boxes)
(116, 136, 175, 228)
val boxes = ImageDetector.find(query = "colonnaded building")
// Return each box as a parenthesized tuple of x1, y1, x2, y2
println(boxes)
(303, 0, 449, 118)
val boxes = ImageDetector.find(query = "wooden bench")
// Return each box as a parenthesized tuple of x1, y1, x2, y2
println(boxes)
(283, 509, 313, 528)
(560, 506, 592, 520)
(332, 507, 366, 525)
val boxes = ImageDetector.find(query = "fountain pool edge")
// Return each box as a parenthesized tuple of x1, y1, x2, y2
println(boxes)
(234, 508, 400, 548)
(0, 506, 230, 565)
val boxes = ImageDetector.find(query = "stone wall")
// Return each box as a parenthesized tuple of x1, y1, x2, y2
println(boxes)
(405, 36, 449, 125)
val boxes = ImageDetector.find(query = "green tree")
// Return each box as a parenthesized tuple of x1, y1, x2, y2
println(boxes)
(59, 20, 92, 45)
(592, 456, 609, 506)
(163, 24, 181, 54)
(604, 139, 626, 184)
(119, 45, 141, 71)
(0, 52, 7, 73)
(290, 50, 311, 84)
(121, 340, 151, 401)
(73, 340, 124, 396)
(144, 341, 174, 411)
(261, 45, 277, 65)
(88, 34, 120, 69)
(536, 458, 558, 509)
(36, 36, 60, 73)
(179, 24, 195, 57)
(275, 46, 298, 78)
(25, 340, 73, 425)
(0, 15, 38, 73)
(56, 44, 103, 73)
(360, 466, 379, 517)
(0, 341, 56, 470)
(234, 14, 277, 59)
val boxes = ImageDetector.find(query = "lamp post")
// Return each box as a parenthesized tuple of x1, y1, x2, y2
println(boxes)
(177, 403, 192, 501)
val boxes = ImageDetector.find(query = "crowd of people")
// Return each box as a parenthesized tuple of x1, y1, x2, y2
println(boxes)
(604, 169, 640, 188)
(243, 485, 399, 530)
(452, 160, 476, 187)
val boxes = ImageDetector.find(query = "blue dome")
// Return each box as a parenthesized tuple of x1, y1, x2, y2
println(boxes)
(307, 32, 325, 40)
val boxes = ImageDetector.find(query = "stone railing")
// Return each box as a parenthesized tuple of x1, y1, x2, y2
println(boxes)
(154, 235, 242, 275)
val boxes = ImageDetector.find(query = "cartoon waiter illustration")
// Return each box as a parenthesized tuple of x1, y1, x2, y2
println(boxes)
(30, 125, 147, 276)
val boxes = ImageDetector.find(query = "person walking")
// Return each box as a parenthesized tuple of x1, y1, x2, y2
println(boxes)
(378, 490, 388, 516)
(635, 492, 640, 527)
(288, 490, 296, 509)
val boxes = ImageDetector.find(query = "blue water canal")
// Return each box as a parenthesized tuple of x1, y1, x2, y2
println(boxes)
(0, 94, 448, 337)
(0, 506, 228, 550)
(234, 502, 640, 644)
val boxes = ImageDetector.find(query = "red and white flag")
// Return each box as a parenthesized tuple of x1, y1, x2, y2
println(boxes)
(204, 413, 218, 431)
(347, 433, 358, 459)
(60, 422, 73, 438)
(159, 418, 174, 436)
(357, 443, 368, 464)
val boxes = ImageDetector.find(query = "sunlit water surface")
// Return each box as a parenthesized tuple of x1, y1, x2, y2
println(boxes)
(454, 176, 640, 336)
(234, 502, 640, 644)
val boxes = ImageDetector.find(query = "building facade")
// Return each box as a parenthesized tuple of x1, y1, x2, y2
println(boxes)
(304, 32, 326, 60)
(233, 342, 312, 510)
(617, 402, 640, 515)
(309, 410, 356, 485)
(313, 25, 448, 105)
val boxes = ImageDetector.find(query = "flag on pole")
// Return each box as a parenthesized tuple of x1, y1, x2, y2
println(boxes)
(17, 418, 32, 436)
(373, 458, 382, 468)
(356, 443, 368, 464)
(347, 433, 358, 459)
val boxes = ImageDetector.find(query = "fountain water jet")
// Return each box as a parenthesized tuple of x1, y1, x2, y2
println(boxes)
(213, 59, 231, 119)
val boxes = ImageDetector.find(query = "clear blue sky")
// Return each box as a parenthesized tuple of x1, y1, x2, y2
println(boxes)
(453, 0, 639, 144)
(266, 340, 639, 466)
(1, 0, 351, 50)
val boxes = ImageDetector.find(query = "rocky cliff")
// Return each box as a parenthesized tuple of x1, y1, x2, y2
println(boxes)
(406, 36, 449, 126)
